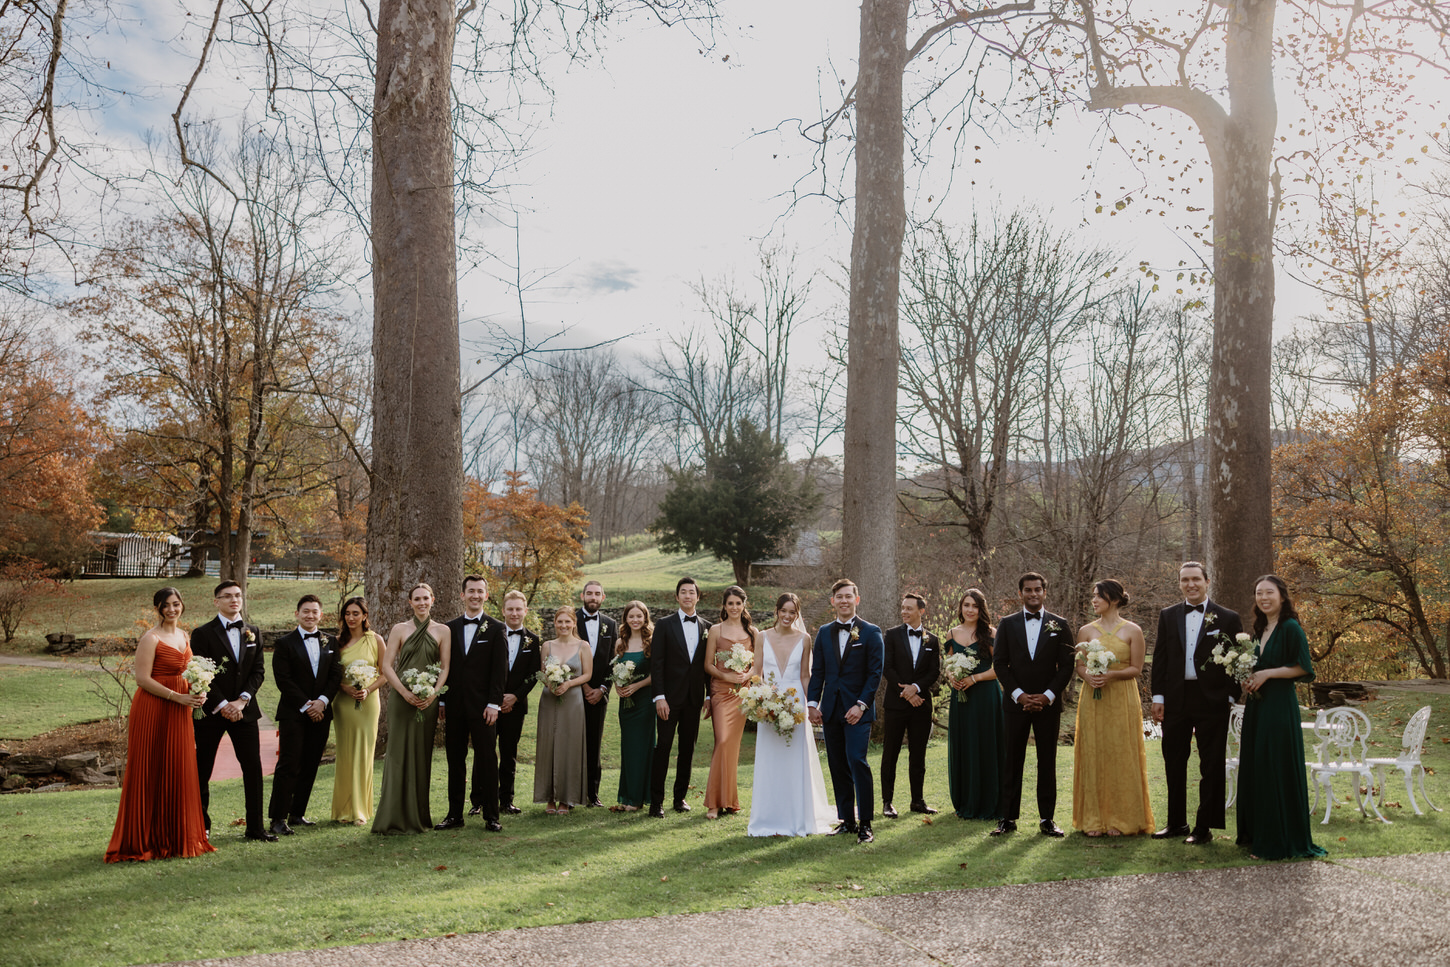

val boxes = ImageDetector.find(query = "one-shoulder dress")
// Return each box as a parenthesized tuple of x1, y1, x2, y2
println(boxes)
(372, 620, 440, 835)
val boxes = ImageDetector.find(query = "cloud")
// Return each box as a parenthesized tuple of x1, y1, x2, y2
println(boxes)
(570, 261, 640, 294)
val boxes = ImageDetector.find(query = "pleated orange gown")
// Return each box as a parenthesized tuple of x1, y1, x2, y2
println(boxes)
(105, 641, 216, 862)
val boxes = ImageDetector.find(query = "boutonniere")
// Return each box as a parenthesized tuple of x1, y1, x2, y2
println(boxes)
(849, 626, 860, 642)
(1204, 612, 1217, 626)
(244, 630, 256, 644)
(1045, 620, 1063, 634)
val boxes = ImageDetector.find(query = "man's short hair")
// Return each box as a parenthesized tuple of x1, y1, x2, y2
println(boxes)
(462, 574, 488, 591)
(296, 594, 322, 610)
(902, 591, 927, 612)
(1180, 561, 1209, 581)
(675, 576, 699, 595)
(214, 580, 242, 597)
(1018, 571, 1047, 591)
(831, 578, 858, 596)
(503, 589, 527, 605)
(583, 580, 603, 593)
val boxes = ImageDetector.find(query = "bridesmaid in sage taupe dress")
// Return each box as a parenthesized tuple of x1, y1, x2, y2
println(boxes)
(534, 608, 593, 814)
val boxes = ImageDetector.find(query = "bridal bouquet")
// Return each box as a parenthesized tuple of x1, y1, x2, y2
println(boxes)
(610, 658, 644, 708)
(722, 641, 753, 675)
(181, 655, 222, 719)
(738, 674, 806, 744)
(1075, 639, 1114, 699)
(1210, 632, 1260, 697)
(343, 659, 378, 709)
(400, 663, 447, 721)
(942, 650, 979, 703)
(539, 654, 573, 703)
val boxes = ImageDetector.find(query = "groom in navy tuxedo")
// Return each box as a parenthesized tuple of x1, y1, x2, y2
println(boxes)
(808, 578, 884, 844)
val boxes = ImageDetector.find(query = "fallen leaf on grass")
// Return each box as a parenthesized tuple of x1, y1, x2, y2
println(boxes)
(444, 933, 457, 938)
(561, 870, 570, 876)
(921, 817, 934, 825)
(435, 865, 447, 871)
(660, 876, 668, 882)
(1339, 837, 1347, 842)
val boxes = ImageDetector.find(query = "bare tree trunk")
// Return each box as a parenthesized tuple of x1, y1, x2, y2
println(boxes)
(1206, 0, 1277, 616)
(841, 0, 906, 623)
(367, 0, 465, 633)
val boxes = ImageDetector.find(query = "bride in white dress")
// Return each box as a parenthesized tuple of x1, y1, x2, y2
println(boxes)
(748, 593, 836, 837)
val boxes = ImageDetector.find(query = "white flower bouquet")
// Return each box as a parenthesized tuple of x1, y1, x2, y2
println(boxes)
(942, 650, 979, 703)
(611, 658, 644, 708)
(1075, 638, 1115, 699)
(1210, 632, 1260, 698)
(399, 662, 447, 721)
(722, 641, 753, 675)
(738, 674, 806, 744)
(538, 654, 573, 702)
(181, 655, 221, 719)
(343, 659, 378, 709)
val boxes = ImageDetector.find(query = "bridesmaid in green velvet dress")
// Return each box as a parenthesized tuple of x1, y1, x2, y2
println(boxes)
(946, 588, 1003, 821)
(610, 600, 655, 811)
(1235, 574, 1326, 861)
(372, 584, 451, 835)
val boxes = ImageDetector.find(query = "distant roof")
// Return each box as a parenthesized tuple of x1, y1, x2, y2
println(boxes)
(88, 531, 184, 544)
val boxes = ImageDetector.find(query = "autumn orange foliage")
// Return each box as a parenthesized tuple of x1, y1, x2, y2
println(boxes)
(461, 472, 589, 608)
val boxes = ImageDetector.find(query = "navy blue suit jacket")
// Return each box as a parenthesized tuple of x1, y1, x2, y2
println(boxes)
(807, 617, 884, 723)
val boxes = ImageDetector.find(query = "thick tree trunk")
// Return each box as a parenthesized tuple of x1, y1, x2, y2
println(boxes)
(1206, 0, 1277, 617)
(367, 0, 465, 634)
(842, 0, 906, 625)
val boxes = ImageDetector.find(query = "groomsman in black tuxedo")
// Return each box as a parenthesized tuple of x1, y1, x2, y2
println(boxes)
(267, 594, 343, 836)
(808, 578, 885, 843)
(1151, 560, 1244, 845)
(192, 580, 274, 841)
(437, 574, 507, 832)
(649, 576, 712, 818)
(992, 572, 1076, 837)
(880, 591, 941, 819)
(493, 590, 541, 815)
(577, 580, 618, 808)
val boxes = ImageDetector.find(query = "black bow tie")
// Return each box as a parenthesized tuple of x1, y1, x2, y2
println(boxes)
(908, 630, 923, 639)
(682, 614, 697, 624)
(302, 632, 320, 641)
(1186, 603, 1205, 613)
(583, 613, 599, 622)
(507, 631, 522, 640)
(1024, 612, 1041, 622)
(227, 620, 246, 632)
(462, 618, 481, 626)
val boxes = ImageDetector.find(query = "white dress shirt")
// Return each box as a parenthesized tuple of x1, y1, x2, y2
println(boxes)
(1011, 610, 1056, 705)
(653, 610, 703, 704)
(295, 625, 331, 712)
(215, 612, 252, 712)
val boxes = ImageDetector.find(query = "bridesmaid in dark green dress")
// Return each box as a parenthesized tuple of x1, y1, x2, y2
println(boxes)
(946, 588, 1003, 821)
(373, 583, 451, 835)
(611, 600, 655, 811)
(1235, 574, 1326, 861)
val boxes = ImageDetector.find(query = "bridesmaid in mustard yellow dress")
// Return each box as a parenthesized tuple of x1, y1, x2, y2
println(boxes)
(703, 585, 760, 820)
(331, 597, 385, 825)
(1072, 579, 1155, 837)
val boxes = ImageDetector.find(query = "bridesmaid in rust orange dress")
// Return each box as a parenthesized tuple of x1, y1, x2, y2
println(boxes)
(703, 585, 760, 820)
(106, 587, 215, 862)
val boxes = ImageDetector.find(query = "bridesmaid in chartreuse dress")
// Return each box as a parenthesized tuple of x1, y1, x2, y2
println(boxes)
(331, 596, 385, 825)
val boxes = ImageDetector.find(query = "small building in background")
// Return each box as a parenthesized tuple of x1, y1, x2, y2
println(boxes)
(82, 532, 188, 578)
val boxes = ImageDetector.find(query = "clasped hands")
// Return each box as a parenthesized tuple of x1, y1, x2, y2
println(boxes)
(1018, 692, 1051, 713)
(898, 683, 925, 708)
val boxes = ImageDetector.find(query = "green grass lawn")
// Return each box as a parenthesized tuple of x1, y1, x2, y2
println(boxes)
(2, 688, 1446, 967)
(0, 666, 128, 739)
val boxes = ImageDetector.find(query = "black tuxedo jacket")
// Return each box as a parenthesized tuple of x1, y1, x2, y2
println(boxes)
(501, 626, 542, 713)
(1151, 600, 1244, 707)
(271, 628, 344, 723)
(191, 615, 266, 722)
(993, 610, 1076, 711)
(881, 624, 941, 712)
(650, 611, 713, 711)
(445, 613, 508, 714)
(577, 608, 619, 691)
(807, 617, 885, 723)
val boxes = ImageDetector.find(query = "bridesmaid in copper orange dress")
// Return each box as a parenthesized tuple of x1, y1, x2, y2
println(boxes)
(106, 587, 215, 862)
(703, 585, 760, 820)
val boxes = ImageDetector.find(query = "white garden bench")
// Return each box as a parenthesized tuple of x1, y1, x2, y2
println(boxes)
(1366, 705, 1440, 817)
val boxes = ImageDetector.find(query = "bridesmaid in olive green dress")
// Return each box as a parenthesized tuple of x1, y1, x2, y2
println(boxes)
(372, 584, 451, 835)
(946, 588, 1003, 821)
(1236, 575, 1326, 861)
(611, 601, 655, 811)
(332, 597, 386, 824)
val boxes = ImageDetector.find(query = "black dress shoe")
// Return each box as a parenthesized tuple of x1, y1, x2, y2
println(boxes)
(502, 803, 522, 815)
(673, 800, 691, 813)
(828, 820, 859, 836)
(990, 819, 1017, 836)
(269, 820, 294, 837)
(910, 801, 938, 815)
(882, 803, 899, 819)
(1039, 820, 1065, 838)
(648, 806, 666, 818)
(287, 816, 316, 827)
(433, 816, 465, 831)
(468, 805, 484, 816)
(485, 819, 503, 832)
(1185, 829, 1214, 845)
(857, 824, 874, 844)
(245, 830, 279, 842)
(588, 797, 605, 808)
(1152, 824, 1192, 839)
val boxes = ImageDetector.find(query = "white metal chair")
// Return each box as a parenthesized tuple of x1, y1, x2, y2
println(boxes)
(1366, 705, 1440, 816)
(1224, 702, 1245, 808)
(1308, 706, 1391, 824)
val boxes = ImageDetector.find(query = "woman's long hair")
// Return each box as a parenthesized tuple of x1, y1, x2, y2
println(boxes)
(719, 585, 757, 647)
(1251, 574, 1298, 639)
(338, 596, 371, 647)
(615, 600, 654, 659)
(957, 588, 995, 655)
(152, 586, 184, 618)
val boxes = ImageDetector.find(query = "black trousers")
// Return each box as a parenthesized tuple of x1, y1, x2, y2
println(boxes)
(998, 701, 1061, 822)
(268, 715, 331, 821)
(494, 705, 528, 807)
(650, 702, 702, 808)
(194, 714, 264, 834)
(880, 701, 933, 806)
(1162, 679, 1231, 830)
(444, 704, 499, 821)
(583, 692, 609, 801)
